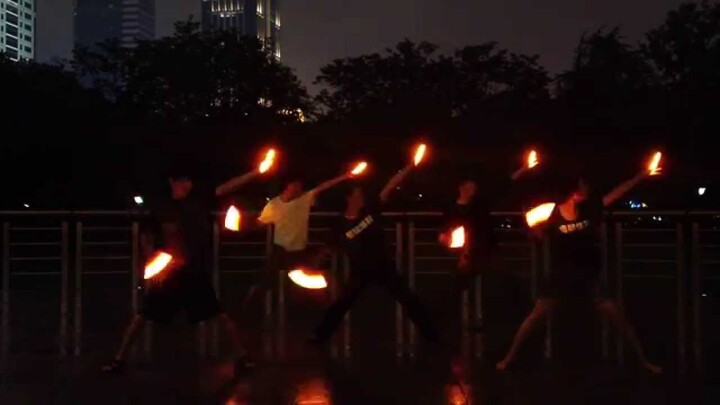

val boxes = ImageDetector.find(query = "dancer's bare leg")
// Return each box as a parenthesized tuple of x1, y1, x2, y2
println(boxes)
(496, 299, 555, 371)
(595, 299, 662, 374)
(101, 314, 146, 372)
(218, 313, 249, 357)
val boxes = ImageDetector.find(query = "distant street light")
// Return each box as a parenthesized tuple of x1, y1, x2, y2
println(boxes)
(134, 196, 144, 205)
(698, 187, 707, 196)
(23, 203, 29, 208)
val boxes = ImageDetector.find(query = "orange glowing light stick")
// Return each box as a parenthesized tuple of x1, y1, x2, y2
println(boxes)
(413, 143, 427, 166)
(258, 148, 277, 174)
(647, 151, 662, 176)
(224, 205, 241, 231)
(525, 203, 556, 228)
(288, 269, 328, 289)
(449, 226, 466, 249)
(144, 251, 173, 280)
(511, 149, 541, 180)
(350, 161, 368, 176)
(527, 150, 539, 169)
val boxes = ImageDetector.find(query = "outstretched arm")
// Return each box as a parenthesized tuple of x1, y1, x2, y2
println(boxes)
(311, 173, 351, 196)
(380, 164, 413, 202)
(603, 172, 647, 207)
(216, 171, 257, 197)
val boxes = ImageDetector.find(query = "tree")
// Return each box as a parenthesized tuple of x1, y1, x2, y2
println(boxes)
(314, 40, 549, 127)
(556, 28, 660, 144)
(642, 0, 720, 142)
(72, 21, 311, 125)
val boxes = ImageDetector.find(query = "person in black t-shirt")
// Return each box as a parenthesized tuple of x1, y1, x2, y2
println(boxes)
(496, 174, 662, 373)
(308, 165, 440, 344)
(440, 178, 500, 332)
(102, 168, 260, 376)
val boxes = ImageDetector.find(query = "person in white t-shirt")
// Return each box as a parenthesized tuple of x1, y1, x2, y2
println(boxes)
(243, 174, 350, 310)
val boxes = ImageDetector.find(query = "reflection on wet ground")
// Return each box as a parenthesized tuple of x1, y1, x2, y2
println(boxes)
(0, 341, 709, 404)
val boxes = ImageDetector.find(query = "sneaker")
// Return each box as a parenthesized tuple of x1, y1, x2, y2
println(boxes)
(101, 359, 126, 375)
(234, 356, 256, 377)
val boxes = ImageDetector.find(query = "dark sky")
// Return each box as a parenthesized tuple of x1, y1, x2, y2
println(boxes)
(38, 0, 686, 92)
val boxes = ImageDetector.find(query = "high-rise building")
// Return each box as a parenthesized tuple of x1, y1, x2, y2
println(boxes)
(74, 0, 155, 50)
(0, 0, 35, 61)
(201, 0, 280, 59)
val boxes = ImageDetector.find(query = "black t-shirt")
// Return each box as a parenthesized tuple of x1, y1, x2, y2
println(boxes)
(536, 196, 603, 283)
(444, 198, 496, 254)
(146, 192, 213, 272)
(330, 197, 391, 270)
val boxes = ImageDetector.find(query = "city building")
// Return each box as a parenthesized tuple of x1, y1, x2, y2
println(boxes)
(201, 0, 280, 59)
(74, 0, 155, 50)
(0, 0, 35, 61)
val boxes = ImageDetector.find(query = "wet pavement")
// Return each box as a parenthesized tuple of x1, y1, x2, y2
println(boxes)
(0, 333, 711, 405)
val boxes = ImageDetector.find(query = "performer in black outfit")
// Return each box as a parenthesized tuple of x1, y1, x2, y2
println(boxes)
(496, 173, 662, 373)
(308, 164, 440, 344)
(440, 178, 499, 331)
(102, 166, 260, 375)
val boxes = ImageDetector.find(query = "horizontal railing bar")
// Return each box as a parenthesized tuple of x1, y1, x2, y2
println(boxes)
(0, 210, 718, 217)
(83, 227, 132, 231)
(81, 256, 131, 260)
(10, 257, 60, 261)
(9, 242, 60, 246)
(220, 256, 267, 260)
(623, 274, 676, 279)
(219, 270, 257, 274)
(83, 271, 130, 275)
(10, 227, 61, 231)
(82, 242, 128, 246)
(11, 272, 61, 276)
(622, 244, 678, 248)
(621, 259, 677, 264)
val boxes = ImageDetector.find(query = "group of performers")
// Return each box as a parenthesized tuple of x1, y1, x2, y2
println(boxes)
(101, 146, 662, 376)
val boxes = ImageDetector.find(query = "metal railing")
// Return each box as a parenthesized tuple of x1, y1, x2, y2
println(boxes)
(0, 210, 717, 373)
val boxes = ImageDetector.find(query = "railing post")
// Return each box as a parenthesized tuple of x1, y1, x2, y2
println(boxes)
(395, 220, 404, 359)
(330, 252, 339, 359)
(277, 248, 286, 361)
(130, 222, 140, 360)
(343, 255, 351, 359)
(676, 222, 687, 374)
(474, 274, 483, 359)
(407, 220, 416, 359)
(59, 222, 69, 357)
(530, 235, 538, 301)
(211, 221, 220, 358)
(691, 222, 702, 373)
(263, 226, 273, 360)
(542, 236, 552, 360)
(73, 222, 82, 356)
(2, 223, 10, 358)
(600, 221, 609, 360)
(614, 222, 624, 365)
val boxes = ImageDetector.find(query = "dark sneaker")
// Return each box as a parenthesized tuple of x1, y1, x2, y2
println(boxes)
(234, 356, 256, 377)
(101, 359, 126, 375)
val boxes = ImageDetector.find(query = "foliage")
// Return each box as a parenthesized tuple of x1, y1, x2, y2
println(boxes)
(72, 21, 311, 125)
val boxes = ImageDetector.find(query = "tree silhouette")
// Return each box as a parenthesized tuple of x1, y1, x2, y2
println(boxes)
(72, 21, 311, 125)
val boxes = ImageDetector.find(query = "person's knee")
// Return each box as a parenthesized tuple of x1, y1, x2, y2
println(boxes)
(595, 299, 617, 314)
(532, 299, 554, 318)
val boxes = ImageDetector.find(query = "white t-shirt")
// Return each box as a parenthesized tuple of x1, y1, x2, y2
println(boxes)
(258, 191, 315, 252)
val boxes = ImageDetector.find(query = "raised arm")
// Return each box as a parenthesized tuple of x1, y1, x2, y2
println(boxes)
(380, 164, 413, 202)
(215, 171, 257, 197)
(603, 172, 646, 207)
(311, 173, 351, 196)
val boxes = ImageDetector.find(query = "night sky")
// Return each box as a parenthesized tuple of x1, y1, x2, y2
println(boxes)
(37, 0, 686, 92)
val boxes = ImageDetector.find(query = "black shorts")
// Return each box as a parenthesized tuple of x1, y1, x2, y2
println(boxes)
(140, 271, 223, 325)
(538, 272, 608, 303)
